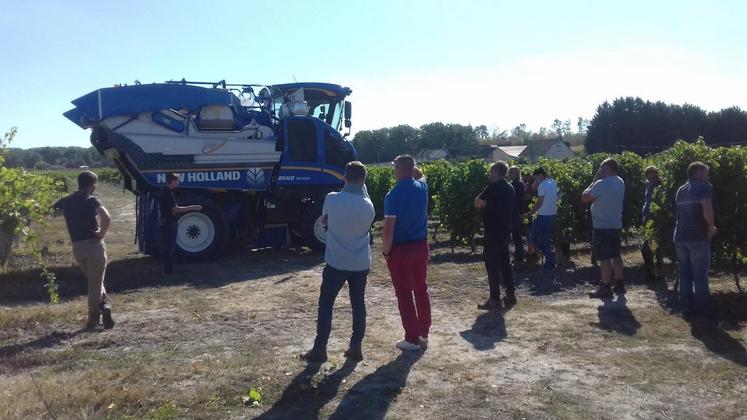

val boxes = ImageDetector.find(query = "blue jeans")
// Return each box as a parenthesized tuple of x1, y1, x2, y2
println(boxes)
(314, 265, 368, 350)
(530, 215, 555, 269)
(675, 241, 714, 318)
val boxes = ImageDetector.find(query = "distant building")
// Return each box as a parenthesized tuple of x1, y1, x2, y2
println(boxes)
(414, 148, 450, 162)
(521, 138, 574, 161)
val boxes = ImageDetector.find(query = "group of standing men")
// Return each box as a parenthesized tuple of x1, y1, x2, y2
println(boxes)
(470, 158, 718, 324)
(54, 155, 719, 346)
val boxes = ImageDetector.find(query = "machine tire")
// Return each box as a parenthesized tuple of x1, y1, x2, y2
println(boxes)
(171, 195, 228, 259)
(301, 204, 326, 252)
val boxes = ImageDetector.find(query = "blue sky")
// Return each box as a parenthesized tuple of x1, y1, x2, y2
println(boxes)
(1, 0, 746, 148)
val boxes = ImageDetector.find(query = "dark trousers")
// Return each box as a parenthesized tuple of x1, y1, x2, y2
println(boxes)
(641, 240, 663, 280)
(484, 234, 515, 300)
(314, 265, 368, 350)
(511, 215, 525, 262)
(160, 221, 177, 274)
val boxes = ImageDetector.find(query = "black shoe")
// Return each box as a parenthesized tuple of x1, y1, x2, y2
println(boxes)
(612, 279, 626, 295)
(502, 294, 517, 307)
(477, 299, 501, 310)
(300, 348, 327, 364)
(682, 312, 697, 323)
(344, 347, 363, 362)
(100, 299, 115, 330)
(589, 284, 613, 299)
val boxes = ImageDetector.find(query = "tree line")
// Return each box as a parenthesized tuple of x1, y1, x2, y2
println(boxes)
(352, 98, 747, 163)
(352, 120, 588, 164)
(3, 145, 113, 169)
(586, 97, 747, 154)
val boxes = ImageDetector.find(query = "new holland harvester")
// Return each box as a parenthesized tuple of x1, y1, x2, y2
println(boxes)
(64, 79, 356, 258)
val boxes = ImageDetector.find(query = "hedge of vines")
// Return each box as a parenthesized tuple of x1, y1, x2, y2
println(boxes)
(1, 128, 67, 302)
(365, 139, 747, 285)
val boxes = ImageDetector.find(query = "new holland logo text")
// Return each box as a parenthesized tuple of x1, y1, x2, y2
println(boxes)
(156, 171, 241, 183)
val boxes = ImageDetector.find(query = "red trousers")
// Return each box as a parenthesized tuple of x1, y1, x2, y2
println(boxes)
(386, 241, 431, 343)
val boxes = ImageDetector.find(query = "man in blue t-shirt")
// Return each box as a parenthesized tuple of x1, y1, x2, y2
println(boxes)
(382, 155, 430, 352)
(674, 161, 718, 322)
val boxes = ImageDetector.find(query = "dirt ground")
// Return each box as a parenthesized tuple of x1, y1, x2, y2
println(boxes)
(1, 181, 746, 419)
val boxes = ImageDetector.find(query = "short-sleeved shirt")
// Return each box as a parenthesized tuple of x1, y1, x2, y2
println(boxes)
(511, 179, 528, 215)
(384, 178, 428, 244)
(159, 187, 178, 223)
(53, 191, 102, 242)
(674, 179, 713, 242)
(589, 175, 625, 229)
(322, 187, 376, 271)
(479, 180, 514, 237)
(536, 178, 558, 216)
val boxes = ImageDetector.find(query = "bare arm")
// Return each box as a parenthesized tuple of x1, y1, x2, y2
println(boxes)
(95, 206, 111, 239)
(529, 196, 544, 214)
(701, 198, 717, 239)
(413, 166, 424, 181)
(382, 216, 396, 256)
(581, 180, 597, 204)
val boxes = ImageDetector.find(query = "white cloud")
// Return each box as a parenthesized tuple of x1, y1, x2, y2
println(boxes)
(346, 44, 747, 134)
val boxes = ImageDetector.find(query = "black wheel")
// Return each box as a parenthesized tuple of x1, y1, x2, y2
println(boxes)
(301, 204, 326, 252)
(171, 195, 228, 259)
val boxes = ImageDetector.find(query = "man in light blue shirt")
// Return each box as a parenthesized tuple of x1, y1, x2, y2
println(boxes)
(301, 161, 375, 363)
(582, 158, 626, 299)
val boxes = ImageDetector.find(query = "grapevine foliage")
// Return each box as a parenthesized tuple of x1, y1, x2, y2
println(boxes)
(1, 127, 66, 302)
(365, 142, 746, 286)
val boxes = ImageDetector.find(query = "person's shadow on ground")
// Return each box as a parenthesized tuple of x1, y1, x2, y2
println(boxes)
(691, 322, 747, 367)
(591, 295, 641, 336)
(459, 308, 508, 350)
(255, 358, 359, 419)
(329, 351, 422, 420)
(0, 329, 85, 361)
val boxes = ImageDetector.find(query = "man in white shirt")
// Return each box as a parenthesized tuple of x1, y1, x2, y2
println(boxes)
(301, 161, 376, 363)
(527, 167, 558, 270)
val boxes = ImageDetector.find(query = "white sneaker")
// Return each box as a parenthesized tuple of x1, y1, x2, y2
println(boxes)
(396, 339, 421, 351)
(418, 336, 429, 348)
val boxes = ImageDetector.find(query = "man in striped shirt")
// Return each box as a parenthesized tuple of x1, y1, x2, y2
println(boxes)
(674, 161, 718, 322)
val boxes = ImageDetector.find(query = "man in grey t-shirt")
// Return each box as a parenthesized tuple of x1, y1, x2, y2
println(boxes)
(301, 161, 375, 363)
(582, 158, 625, 299)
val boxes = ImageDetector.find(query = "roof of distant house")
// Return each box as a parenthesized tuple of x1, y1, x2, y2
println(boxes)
(497, 145, 528, 157)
